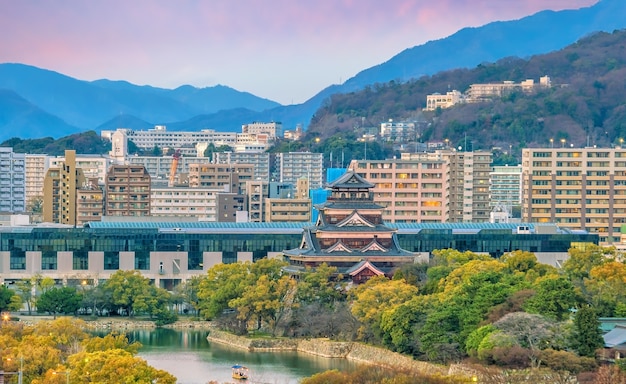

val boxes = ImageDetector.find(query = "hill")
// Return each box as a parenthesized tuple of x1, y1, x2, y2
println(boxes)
(2, 0, 626, 141)
(306, 29, 626, 159)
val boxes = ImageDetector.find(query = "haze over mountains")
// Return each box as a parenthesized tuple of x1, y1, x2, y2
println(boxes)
(0, 0, 624, 142)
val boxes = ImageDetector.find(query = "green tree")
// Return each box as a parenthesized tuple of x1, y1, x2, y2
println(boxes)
(197, 262, 250, 320)
(15, 279, 34, 315)
(0, 284, 21, 312)
(570, 306, 604, 357)
(523, 276, 579, 321)
(296, 263, 344, 307)
(102, 270, 153, 317)
(36, 287, 82, 318)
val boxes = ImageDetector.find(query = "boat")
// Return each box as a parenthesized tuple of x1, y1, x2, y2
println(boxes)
(231, 365, 249, 380)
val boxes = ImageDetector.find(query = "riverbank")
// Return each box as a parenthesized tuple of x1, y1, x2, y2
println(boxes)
(206, 329, 450, 377)
(14, 314, 216, 330)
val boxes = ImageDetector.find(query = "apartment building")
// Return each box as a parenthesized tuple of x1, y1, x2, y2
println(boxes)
(349, 157, 449, 223)
(275, 152, 324, 189)
(265, 177, 311, 223)
(188, 163, 254, 195)
(105, 165, 151, 217)
(490, 165, 522, 208)
(522, 147, 626, 244)
(0, 147, 26, 213)
(43, 150, 85, 225)
(76, 178, 104, 226)
(380, 120, 417, 142)
(128, 155, 211, 181)
(48, 154, 111, 185)
(25, 154, 49, 207)
(102, 126, 238, 151)
(213, 152, 271, 182)
(241, 121, 282, 139)
(151, 186, 221, 221)
(424, 90, 463, 111)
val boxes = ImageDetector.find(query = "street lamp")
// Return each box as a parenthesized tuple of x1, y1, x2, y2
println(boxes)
(7, 356, 23, 384)
(549, 138, 554, 148)
(53, 370, 70, 384)
(560, 138, 566, 148)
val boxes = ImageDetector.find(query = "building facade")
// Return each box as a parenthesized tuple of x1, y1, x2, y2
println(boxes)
(25, 154, 48, 208)
(444, 150, 492, 222)
(43, 150, 85, 225)
(151, 186, 221, 221)
(102, 126, 238, 151)
(490, 165, 523, 208)
(241, 121, 282, 139)
(522, 147, 626, 244)
(76, 178, 104, 226)
(349, 157, 449, 223)
(424, 90, 463, 111)
(213, 152, 271, 182)
(0, 220, 598, 287)
(0, 148, 26, 213)
(274, 152, 323, 189)
(105, 165, 151, 217)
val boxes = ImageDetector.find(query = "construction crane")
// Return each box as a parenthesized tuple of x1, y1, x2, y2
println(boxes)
(169, 149, 182, 187)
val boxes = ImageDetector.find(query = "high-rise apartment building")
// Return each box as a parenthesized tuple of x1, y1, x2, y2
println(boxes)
(0, 147, 26, 213)
(25, 154, 48, 208)
(522, 147, 626, 244)
(213, 152, 270, 182)
(188, 163, 254, 194)
(43, 150, 85, 225)
(275, 152, 323, 189)
(151, 186, 221, 221)
(76, 178, 104, 226)
(444, 150, 492, 222)
(128, 155, 211, 181)
(349, 156, 449, 223)
(105, 165, 151, 217)
(490, 165, 522, 209)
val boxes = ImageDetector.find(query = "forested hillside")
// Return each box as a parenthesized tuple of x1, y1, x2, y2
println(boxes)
(307, 29, 626, 154)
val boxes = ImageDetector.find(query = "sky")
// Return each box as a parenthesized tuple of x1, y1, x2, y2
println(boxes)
(0, 0, 598, 105)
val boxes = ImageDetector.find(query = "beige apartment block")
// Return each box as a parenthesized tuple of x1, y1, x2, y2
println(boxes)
(188, 163, 254, 194)
(442, 150, 492, 222)
(349, 158, 449, 223)
(522, 147, 626, 244)
(25, 154, 48, 206)
(76, 178, 103, 226)
(43, 150, 86, 225)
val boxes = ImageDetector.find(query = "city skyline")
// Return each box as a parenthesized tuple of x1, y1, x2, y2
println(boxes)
(1, 0, 597, 105)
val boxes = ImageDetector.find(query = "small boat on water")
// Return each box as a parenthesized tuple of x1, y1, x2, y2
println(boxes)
(231, 364, 249, 380)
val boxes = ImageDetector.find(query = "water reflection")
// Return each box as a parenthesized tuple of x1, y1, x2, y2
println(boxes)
(115, 328, 360, 384)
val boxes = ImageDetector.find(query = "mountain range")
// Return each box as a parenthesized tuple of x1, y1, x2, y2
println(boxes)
(1, 0, 625, 142)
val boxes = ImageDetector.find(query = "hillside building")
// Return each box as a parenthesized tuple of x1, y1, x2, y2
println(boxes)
(242, 121, 282, 140)
(424, 90, 464, 111)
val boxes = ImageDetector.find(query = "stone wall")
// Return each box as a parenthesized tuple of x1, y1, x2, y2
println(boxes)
(207, 331, 449, 377)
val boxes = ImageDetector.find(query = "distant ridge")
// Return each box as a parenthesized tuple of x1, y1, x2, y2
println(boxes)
(1, 0, 625, 140)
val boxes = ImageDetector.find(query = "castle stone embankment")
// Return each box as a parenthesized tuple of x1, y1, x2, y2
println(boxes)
(207, 329, 447, 377)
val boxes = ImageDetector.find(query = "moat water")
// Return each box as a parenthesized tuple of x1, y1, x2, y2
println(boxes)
(125, 328, 360, 384)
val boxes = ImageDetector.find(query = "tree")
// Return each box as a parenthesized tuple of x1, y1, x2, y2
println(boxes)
(585, 261, 626, 315)
(36, 287, 82, 318)
(230, 274, 297, 336)
(82, 332, 142, 354)
(570, 306, 604, 358)
(102, 270, 153, 317)
(197, 262, 250, 320)
(0, 284, 21, 312)
(296, 263, 344, 307)
(66, 349, 176, 384)
(523, 276, 579, 321)
(493, 312, 555, 367)
(350, 277, 419, 343)
(15, 279, 34, 315)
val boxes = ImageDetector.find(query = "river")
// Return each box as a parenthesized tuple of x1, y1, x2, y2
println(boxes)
(124, 328, 360, 384)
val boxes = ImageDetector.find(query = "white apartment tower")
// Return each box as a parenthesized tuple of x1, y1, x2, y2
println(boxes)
(0, 147, 26, 213)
